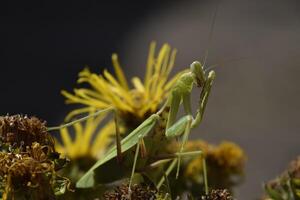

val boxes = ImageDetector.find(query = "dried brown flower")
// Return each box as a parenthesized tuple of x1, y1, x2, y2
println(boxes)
(288, 156, 300, 178)
(262, 156, 300, 200)
(103, 184, 157, 200)
(0, 115, 70, 200)
(0, 143, 56, 200)
(202, 189, 233, 200)
(0, 115, 54, 150)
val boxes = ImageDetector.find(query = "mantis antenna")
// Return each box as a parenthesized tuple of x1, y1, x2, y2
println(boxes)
(47, 107, 114, 131)
(202, 2, 219, 69)
(204, 56, 253, 72)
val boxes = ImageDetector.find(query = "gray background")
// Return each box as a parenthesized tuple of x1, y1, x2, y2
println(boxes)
(119, 0, 300, 199)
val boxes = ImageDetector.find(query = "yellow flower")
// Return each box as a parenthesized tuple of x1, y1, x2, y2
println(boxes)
(211, 141, 246, 172)
(183, 140, 246, 182)
(55, 111, 116, 159)
(61, 42, 182, 120)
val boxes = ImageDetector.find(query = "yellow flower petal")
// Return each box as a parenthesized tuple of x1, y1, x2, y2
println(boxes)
(91, 120, 115, 158)
(60, 128, 72, 150)
(145, 41, 156, 87)
(59, 42, 185, 160)
(112, 53, 129, 90)
(63, 42, 180, 121)
(132, 77, 145, 93)
(64, 107, 95, 122)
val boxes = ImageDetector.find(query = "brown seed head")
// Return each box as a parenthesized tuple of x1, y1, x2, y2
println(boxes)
(103, 184, 157, 200)
(0, 115, 54, 150)
(0, 143, 54, 187)
(288, 156, 300, 178)
(202, 189, 233, 200)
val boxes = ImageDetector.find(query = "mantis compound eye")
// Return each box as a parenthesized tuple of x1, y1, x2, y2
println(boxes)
(208, 70, 216, 80)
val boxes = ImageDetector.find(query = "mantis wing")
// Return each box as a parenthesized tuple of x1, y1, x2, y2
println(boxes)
(76, 114, 159, 188)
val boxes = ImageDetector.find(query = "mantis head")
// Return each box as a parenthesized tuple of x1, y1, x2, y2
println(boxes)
(190, 61, 206, 87)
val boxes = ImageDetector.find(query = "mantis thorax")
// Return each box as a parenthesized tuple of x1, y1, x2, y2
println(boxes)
(175, 72, 194, 93)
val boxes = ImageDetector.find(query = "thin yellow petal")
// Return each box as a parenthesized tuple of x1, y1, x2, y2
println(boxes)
(73, 123, 84, 155)
(103, 70, 133, 105)
(156, 48, 177, 89)
(65, 107, 94, 121)
(132, 77, 145, 93)
(77, 68, 92, 82)
(63, 89, 110, 108)
(154, 44, 170, 75)
(160, 46, 171, 77)
(75, 88, 108, 101)
(54, 139, 65, 154)
(145, 41, 156, 87)
(112, 53, 129, 90)
(60, 128, 72, 149)
(91, 120, 115, 158)
(81, 114, 104, 154)
(150, 44, 170, 96)
(166, 49, 177, 76)
(103, 69, 122, 88)
(74, 89, 110, 107)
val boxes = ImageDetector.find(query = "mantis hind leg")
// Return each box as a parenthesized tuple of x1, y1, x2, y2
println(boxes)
(128, 137, 142, 192)
(114, 112, 122, 163)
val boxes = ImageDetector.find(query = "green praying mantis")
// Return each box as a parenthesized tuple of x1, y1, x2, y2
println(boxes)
(66, 61, 216, 194)
(46, 5, 220, 197)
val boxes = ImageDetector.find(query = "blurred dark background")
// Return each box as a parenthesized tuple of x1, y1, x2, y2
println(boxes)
(1, 0, 300, 199)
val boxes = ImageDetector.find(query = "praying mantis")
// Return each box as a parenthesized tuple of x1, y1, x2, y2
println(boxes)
(73, 60, 216, 195)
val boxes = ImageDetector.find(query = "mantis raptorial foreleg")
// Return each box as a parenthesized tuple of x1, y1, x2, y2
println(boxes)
(191, 72, 215, 129)
(163, 62, 216, 182)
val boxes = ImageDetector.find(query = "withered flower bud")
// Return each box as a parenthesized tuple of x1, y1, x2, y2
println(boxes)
(103, 184, 157, 200)
(0, 115, 54, 151)
(288, 156, 300, 178)
(0, 143, 56, 200)
(0, 115, 70, 200)
(202, 189, 233, 200)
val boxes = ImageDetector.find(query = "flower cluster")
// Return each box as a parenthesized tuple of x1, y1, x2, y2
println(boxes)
(262, 156, 300, 200)
(183, 140, 246, 181)
(0, 42, 248, 199)
(103, 184, 158, 200)
(166, 139, 246, 192)
(0, 115, 54, 150)
(57, 42, 183, 163)
(202, 189, 233, 200)
(62, 42, 182, 123)
(0, 115, 69, 200)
